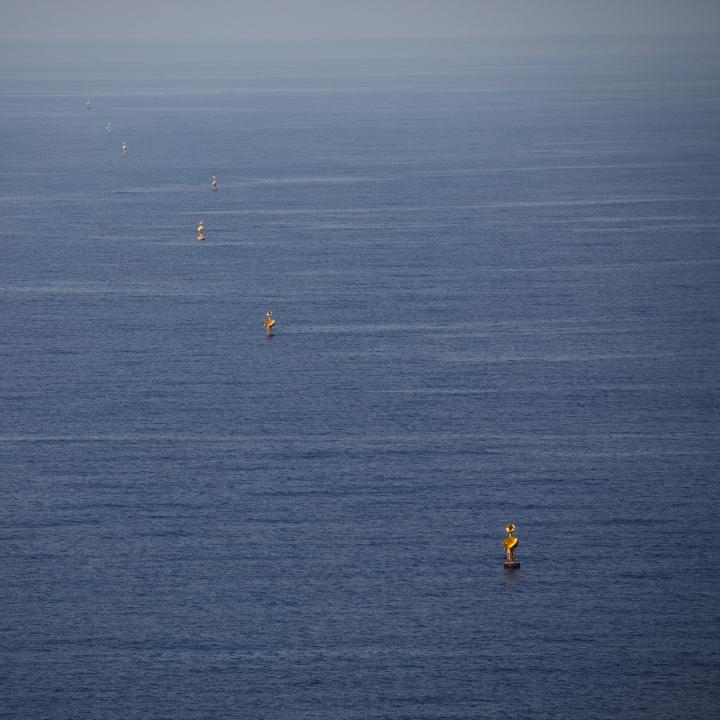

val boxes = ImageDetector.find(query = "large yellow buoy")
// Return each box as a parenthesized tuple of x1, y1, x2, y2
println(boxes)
(197, 220, 205, 241)
(264, 311, 276, 337)
(503, 523, 520, 569)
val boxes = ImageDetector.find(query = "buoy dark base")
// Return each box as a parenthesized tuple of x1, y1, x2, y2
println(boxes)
(503, 560, 520, 569)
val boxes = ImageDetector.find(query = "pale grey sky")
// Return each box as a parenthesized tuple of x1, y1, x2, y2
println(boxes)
(1, 0, 719, 39)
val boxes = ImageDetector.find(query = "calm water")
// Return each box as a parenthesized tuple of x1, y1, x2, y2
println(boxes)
(1, 39, 719, 719)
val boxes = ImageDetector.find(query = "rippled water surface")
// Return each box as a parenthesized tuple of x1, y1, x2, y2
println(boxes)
(1, 39, 719, 719)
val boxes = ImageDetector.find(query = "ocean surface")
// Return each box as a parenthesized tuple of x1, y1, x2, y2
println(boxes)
(1, 38, 719, 719)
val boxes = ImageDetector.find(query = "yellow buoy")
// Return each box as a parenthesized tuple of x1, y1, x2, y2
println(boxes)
(264, 311, 276, 336)
(503, 523, 520, 569)
(197, 221, 205, 241)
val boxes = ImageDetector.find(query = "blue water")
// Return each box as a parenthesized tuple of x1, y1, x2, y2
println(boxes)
(1, 38, 719, 719)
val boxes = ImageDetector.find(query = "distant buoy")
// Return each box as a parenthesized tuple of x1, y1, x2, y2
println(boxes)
(211, 175, 218, 191)
(85, 99, 91, 110)
(264, 311, 276, 337)
(197, 220, 205, 241)
(105, 121, 112, 134)
(503, 523, 520, 569)
(121, 141, 128, 156)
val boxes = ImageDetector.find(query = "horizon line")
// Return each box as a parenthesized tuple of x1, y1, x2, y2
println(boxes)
(2, 31, 720, 41)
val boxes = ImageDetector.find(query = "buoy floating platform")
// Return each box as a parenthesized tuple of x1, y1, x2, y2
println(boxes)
(264, 311, 276, 337)
(503, 523, 520, 569)
(197, 220, 205, 241)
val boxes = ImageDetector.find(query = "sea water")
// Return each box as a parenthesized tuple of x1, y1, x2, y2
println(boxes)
(1, 38, 719, 719)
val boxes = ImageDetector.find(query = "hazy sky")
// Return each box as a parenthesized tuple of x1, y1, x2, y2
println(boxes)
(2, 0, 720, 39)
